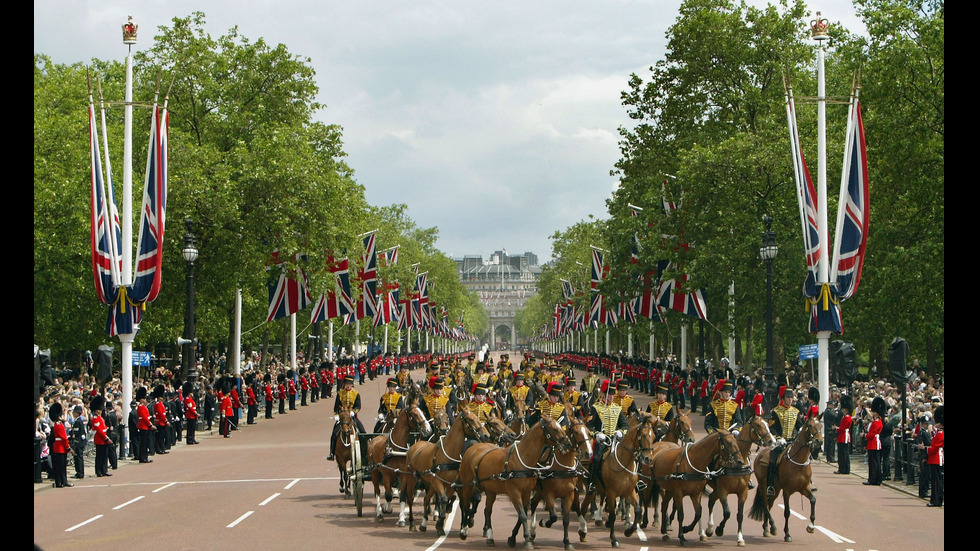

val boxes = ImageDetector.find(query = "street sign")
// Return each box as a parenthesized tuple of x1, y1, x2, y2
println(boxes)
(798, 343, 818, 360)
(133, 351, 152, 367)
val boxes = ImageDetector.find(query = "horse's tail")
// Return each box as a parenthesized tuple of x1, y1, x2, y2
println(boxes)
(748, 486, 769, 521)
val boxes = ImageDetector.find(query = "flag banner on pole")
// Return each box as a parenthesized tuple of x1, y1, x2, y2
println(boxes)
(131, 103, 167, 304)
(311, 257, 355, 322)
(656, 264, 708, 321)
(89, 95, 168, 336)
(267, 253, 313, 322)
(832, 96, 870, 302)
(359, 232, 379, 320)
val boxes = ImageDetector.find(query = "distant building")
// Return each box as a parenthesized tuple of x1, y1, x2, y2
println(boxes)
(456, 251, 541, 349)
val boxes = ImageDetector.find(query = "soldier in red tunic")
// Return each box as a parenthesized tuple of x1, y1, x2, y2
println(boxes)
(183, 382, 199, 444)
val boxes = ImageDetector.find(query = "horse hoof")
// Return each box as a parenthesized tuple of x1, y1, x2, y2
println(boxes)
(716, 527, 724, 537)
(706, 528, 714, 537)
(785, 536, 793, 542)
(679, 539, 688, 547)
(524, 542, 534, 550)
(640, 521, 648, 529)
(662, 535, 670, 542)
(579, 531, 587, 542)
(539, 520, 545, 527)
(625, 527, 635, 538)
(565, 544, 575, 551)
(438, 529, 446, 537)
(397, 520, 406, 527)
(595, 520, 602, 527)
(376, 516, 384, 523)
(770, 529, 777, 537)
(487, 539, 495, 547)
(807, 525, 815, 534)
(420, 525, 427, 532)
(460, 532, 466, 540)
(700, 534, 707, 542)
(737, 540, 746, 547)
(410, 524, 417, 532)
(507, 536, 516, 547)
(611, 540, 620, 548)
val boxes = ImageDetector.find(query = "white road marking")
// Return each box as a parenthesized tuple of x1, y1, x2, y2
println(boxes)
(113, 496, 144, 510)
(640, 547, 649, 551)
(77, 477, 338, 488)
(425, 500, 459, 551)
(776, 504, 855, 544)
(65, 515, 102, 532)
(284, 478, 301, 490)
(153, 482, 176, 493)
(637, 526, 647, 541)
(260, 493, 280, 506)
(227, 511, 254, 528)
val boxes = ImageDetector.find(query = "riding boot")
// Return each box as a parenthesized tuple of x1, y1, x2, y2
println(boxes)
(766, 445, 783, 497)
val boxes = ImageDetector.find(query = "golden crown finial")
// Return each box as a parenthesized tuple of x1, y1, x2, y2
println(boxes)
(810, 12, 829, 41)
(122, 16, 138, 45)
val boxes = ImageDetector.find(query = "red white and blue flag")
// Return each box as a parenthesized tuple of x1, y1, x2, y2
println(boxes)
(311, 257, 355, 322)
(357, 232, 379, 320)
(656, 264, 708, 321)
(267, 253, 314, 322)
(832, 96, 870, 303)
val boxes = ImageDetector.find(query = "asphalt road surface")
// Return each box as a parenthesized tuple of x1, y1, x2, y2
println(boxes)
(34, 352, 942, 551)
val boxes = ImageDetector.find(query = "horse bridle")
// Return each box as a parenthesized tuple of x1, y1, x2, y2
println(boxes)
(786, 420, 821, 467)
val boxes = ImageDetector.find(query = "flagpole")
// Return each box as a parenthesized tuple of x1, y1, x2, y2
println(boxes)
(328, 320, 334, 362)
(291, 313, 297, 372)
(814, 13, 831, 414)
(118, 19, 138, 442)
(233, 288, 242, 377)
(680, 324, 688, 372)
(648, 320, 655, 363)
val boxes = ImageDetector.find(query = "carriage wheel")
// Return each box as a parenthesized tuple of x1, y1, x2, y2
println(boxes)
(353, 436, 364, 517)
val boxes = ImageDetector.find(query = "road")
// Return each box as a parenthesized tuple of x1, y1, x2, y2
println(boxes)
(34, 353, 942, 551)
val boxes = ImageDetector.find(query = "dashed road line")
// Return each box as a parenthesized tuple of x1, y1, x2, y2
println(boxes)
(227, 511, 254, 528)
(425, 500, 459, 551)
(65, 515, 102, 532)
(153, 482, 177, 493)
(113, 496, 144, 510)
(260, 493, 280, 506)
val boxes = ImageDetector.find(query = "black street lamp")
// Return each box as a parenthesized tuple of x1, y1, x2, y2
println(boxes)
(182, 218, 199, 383)
(759, 214, 779, 411)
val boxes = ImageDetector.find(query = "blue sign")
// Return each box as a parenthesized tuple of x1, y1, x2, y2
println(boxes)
(798, 344, 818, 360)
(133, 351, 152, 367)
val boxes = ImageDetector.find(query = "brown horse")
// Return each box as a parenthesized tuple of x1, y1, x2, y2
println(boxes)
(581, 411, 659, 548)
(640, 411, 694, 530)
(651, 429, 743, 546)
(485, 414, 519, 446)
(334, 406, 357, 497)
(518, 403, 593, 551)
(367, 402, 432, 523)
(403, 408, 489, 534)
(509, 399, 530, 440)
(458, 417, 568, 549)
(703, 416, 776, 546)
(749, 415, 823, 542)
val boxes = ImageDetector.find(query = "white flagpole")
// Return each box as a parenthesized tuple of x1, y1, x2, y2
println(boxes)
(291, 313, 297, 372)
(328, 320, 334, 362)
(813, 13, 831, 414)
(119, 21, 137, 444)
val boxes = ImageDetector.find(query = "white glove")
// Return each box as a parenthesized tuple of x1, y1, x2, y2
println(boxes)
(777, 437, 787, 446)
(614, 430, 624, 441)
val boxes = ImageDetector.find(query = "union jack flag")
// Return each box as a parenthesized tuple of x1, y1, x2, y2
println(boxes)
(267, 253, 314, 322)
(311, 257, 355, 322)
(832, 96, 870, 302)
(89, 92, 168, 336)
(589, 249, 606, 326)
(357, 233, 379, 320)
(656, 267, 708, 320)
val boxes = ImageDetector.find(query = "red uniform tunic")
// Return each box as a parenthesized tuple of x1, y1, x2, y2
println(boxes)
(866, 418, 883, 450)
(184, 396, 198, 420)
(137, 404, 152, 430)
(837, 414, 852, 444)
(90, 414, 110, 445)
(154, 401, 168, 427)
(246, 387, 257, 406)
(52, 422, 71, 454)
(927, 429, 944, 466)
(265, 384, 275, 402)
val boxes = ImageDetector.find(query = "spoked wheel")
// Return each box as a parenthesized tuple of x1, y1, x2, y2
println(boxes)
(352, 436, 364, 517)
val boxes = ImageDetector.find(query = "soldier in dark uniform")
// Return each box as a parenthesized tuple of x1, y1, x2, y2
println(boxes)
(328, 376, 364, 461)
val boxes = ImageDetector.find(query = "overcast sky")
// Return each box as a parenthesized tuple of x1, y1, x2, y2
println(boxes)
(35, 0, 863, 263)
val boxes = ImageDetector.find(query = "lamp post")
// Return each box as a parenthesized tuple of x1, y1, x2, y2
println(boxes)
(759, 214, 779, 411)
(182, 218, 199, 383)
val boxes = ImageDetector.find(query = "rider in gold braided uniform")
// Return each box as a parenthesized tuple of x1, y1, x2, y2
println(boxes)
(530, 382, 567, 425)
(328, 376, 364, 460)
(467, 383, 499, 422)
(646, 382, 676, 422)
(705, 379, 743, 433)
(586, 379, 629, 490)
(373, 378, 405, 433)
(562, 377, 584, 416)
(422, 377, 452, 421)
(764, 385, 803, 496)
(612, 379, 639, 417)
(580, 365, 600, 395)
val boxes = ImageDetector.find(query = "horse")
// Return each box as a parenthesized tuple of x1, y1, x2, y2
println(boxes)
(651, 429, 743, 546)
(639, 411, 693, 530)
(458, 417, 568, 549)
(334, 406, 357, 497)
(703, 416, 776, 546)
(485, 414, 519, 446)
(403, 408, 490, 535)
(517, 403, 593, 551)
(508, 399, 530, 440)
(367, 400, 432, 523)
(749, 415, 823, 542)
(580, 411, 659, 548)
